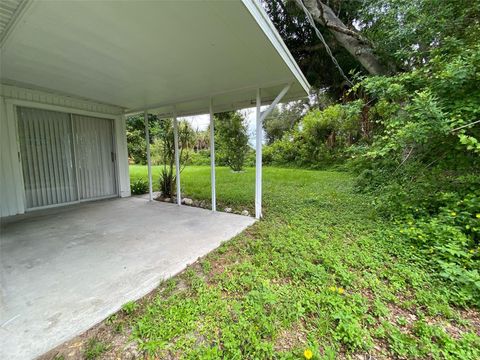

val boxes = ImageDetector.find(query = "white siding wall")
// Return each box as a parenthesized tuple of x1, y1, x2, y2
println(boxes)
(0, 96, 25, 216)
(0, 84, 131, 217)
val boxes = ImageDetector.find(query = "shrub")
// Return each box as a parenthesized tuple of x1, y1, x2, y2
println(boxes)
(159, 168, 175, 200)
(263, 132, 300, 167)
(350, 45, 480, 305)
(188, 150, 211, 166)
(215, 111, 249, 171)
(130, 179, 149, 195)
(262, 101, 362, 168)
(156, 119, 194, 198)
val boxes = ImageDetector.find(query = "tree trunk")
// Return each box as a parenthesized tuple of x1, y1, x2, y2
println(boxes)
(300, 0, 388, 75)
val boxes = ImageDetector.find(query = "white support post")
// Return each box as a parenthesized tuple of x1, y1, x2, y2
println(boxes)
(173, 109, 181, 205)
(209, 98, 216, 212)
(255, 88, 262, 219)
(144, 110, 153, 201)
(254, 84, 291, 219)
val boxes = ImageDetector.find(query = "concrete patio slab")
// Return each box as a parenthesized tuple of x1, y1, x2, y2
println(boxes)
(0, 197, 255, 359)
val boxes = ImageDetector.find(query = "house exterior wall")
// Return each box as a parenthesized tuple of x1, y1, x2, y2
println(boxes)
(0, 84, 131, 217)
(0, 94, 24, 216)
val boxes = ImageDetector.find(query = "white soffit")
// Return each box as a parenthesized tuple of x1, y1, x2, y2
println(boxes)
(0, 0, 310, 116)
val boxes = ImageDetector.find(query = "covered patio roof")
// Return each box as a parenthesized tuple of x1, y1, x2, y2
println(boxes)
(0, 0, 312, 219)
(0, 0, 309, 116)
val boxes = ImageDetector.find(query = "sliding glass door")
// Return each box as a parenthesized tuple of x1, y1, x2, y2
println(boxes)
(73, 115, 116, 200)
(17, 106, 116, 210)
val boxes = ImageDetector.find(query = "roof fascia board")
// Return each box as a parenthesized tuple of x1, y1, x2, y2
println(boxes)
(241, 0, 310, 95)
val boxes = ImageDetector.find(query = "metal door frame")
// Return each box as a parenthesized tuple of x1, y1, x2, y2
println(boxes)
(72, 114, 117, 202)
(13, 101, 119, 212)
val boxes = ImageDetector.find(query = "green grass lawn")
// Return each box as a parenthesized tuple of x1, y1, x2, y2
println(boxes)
(129, 165, 257, 212)
(69, 166, 480, 359)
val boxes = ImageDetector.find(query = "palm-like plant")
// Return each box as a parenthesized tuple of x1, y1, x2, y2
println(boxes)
(158, 119, 194, 199)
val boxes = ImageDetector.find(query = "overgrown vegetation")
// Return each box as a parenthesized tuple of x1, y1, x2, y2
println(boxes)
(263, 101, 363, 168)
(108, 0, 480, 357)
(260, 46, 480, 303)
(58, 167, 479, 359)
(260, 0, 480, 306)
(350, 46, 480, 306)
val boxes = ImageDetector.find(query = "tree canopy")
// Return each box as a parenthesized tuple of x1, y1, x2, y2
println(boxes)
(215, 111, 250, 172)
(263, 0, 480, 96)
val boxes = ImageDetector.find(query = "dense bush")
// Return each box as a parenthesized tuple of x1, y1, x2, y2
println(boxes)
(187, 149, 211, 166)
(398, 200, 480, 306)
(263, 101, 362, 168)
(215, 112, 250, 171)
(349, 44, 480, 305)
(126, 114, 162, 165)
(130, 179, 149, 195)
(262, 41, 480, 304)
(186, 147, 256, 168)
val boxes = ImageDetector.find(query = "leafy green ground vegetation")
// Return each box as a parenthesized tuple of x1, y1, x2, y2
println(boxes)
(113, 2, 480, 357)
(261, 40, 480, 309)
(81, 166, 479, 359)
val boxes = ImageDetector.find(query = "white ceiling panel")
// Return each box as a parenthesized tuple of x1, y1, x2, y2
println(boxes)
(0, 0, 309, 115)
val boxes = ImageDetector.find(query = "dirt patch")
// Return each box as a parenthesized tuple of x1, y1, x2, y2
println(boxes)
(425, 308, 480, 339)
(206, 246, 244, 285)
(460, 308, 480, 336)
(386, 302, 417, 332)
(38, 321, 140, 360)
(274, 321, 307, 352)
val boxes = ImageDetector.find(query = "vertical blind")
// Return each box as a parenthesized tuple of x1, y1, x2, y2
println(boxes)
(17, 107, 116, 209)
(73, 115, 116, 200)
(17, 107, 77, 208)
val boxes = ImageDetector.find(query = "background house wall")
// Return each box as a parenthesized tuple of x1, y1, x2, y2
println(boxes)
(0, 84, 130, 217)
